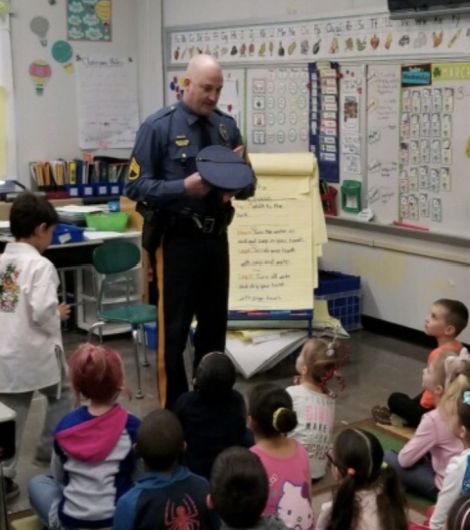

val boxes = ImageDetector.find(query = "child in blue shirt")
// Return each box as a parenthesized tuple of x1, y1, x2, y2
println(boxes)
(113, 409, 217, 530)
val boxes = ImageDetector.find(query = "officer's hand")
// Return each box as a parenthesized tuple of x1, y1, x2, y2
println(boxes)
(184, 172, 211, 197)
(233, 145, 245, 157)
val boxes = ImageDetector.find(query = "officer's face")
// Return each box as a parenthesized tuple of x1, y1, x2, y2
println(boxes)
(184, 66, 223, 116)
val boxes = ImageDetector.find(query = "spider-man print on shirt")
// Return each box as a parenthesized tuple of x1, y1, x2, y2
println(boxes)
(164, 495, 201, 530)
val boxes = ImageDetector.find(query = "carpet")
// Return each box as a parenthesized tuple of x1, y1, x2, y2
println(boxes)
(8, 510, 41, 530)
(312, 419, 432, 519)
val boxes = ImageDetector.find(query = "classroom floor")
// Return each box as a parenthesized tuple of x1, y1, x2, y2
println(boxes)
(8, 327, 427, 516)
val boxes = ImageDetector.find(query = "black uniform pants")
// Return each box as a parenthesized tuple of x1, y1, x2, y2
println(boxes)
(155, 230, 229, 408)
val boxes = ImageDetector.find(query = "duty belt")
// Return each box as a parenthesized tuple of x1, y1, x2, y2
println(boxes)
(168, 212, 227, 236)
(191, 214, 216, 233)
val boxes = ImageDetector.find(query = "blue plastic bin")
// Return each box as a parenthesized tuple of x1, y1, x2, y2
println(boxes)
(52, 224, 85, 245)
(315, 271, 361, 331)
(144, 322, 158, 350)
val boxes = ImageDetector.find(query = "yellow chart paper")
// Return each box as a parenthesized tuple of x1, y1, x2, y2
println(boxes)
(229, 198, 313, 310)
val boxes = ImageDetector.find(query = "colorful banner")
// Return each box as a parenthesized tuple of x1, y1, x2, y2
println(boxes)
(168, 12, 470, 65)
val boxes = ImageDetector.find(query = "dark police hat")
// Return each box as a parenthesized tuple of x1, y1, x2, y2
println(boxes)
(196, 145, 254, 191)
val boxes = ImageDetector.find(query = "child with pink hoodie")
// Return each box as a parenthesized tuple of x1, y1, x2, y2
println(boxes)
(28, 343, 141, 529)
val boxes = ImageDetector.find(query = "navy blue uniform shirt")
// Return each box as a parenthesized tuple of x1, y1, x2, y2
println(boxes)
(126, 101, 242, 216)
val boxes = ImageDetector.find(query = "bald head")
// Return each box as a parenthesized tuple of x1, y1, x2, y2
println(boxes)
(183, 54, 223, 116)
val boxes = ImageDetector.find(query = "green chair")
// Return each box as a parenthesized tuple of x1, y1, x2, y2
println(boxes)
(87, 240, 156, 399)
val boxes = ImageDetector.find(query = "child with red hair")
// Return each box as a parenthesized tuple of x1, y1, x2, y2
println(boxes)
(28, 343, 141, 529)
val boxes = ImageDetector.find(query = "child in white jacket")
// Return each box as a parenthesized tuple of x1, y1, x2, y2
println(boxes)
(0, 192, 71, 500)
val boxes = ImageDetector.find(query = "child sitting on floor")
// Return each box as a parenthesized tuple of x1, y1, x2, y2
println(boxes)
(249, 382, 314, 530)
(384, 349, 464, 502)
(445, 494, 470, 530)
(287, 338, 340, 480)
(429, 355, 470, 529)
(316, 428, 408, 530)
(209, 446, 288, 530)
(373, 299, 468, 427)
(28, 343, 140, 529)
(173, 351, 251, 478)
(113, 409, 216, 530)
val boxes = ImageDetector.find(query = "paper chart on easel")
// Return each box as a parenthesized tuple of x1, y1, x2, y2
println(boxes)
(246, 67, 309, 153)
(229, 197, 313, 311)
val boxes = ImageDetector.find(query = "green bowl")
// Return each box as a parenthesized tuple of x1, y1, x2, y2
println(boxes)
(85, 212, 129, 232)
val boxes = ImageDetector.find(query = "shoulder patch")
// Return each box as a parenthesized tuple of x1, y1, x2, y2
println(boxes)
(128, 157, 141, 181)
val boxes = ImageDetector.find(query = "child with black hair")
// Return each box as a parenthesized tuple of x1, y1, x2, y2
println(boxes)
(173, 351, 252, 478)
(29, 343, 140, 530)
(209, 446, 288, 530)
(445, 494, 470, 530)
(0, 192, 71, 500)
(316, 428, 407, 530)
(287, 338, 339, 479)
(113, 409, 216, 530)
(249, 383, 314, 530)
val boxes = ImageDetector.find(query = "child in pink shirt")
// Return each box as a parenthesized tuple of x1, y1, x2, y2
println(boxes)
(385, 349, 463, 501)
(249, 383, 314, 530)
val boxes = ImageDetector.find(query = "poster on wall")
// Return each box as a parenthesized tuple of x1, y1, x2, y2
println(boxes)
(245, 67, 309, 154)
(76, 56, 139, 149)
(166, 69, 245, 135)
(339, 65, 365, 185)
(67, 0, 112, 42)
(309, 63, 340, 183)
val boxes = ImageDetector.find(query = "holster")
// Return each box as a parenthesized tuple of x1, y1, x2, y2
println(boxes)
(136, 201, 167, 255)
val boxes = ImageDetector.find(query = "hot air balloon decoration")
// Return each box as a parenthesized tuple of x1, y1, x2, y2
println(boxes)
(52, 40, 74, 73)
(29, 60, 51, 95)
(30, 16, 50, 47)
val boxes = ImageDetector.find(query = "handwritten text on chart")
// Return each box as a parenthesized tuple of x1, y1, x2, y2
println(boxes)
(229, 199, 313, 310)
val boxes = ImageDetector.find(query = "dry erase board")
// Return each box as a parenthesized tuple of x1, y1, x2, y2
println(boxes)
(366, 61, 470, 237)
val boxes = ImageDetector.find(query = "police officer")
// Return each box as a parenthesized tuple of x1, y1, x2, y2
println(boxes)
(126, 54, 254, 408)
